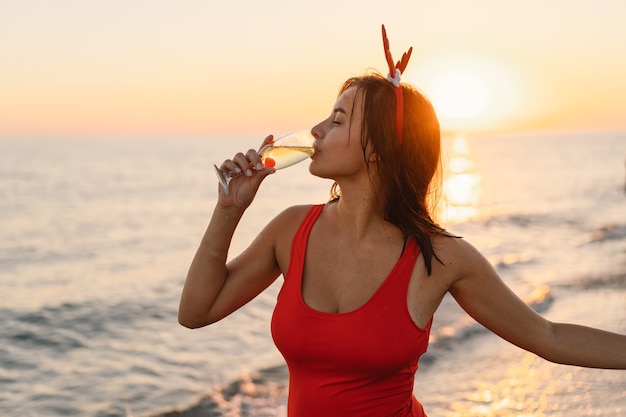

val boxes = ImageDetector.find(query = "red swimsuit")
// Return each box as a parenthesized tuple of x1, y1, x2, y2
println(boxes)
(271, 205, 431, 416)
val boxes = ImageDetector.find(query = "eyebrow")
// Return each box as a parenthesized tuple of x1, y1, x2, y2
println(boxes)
(333, 107, 347, 115)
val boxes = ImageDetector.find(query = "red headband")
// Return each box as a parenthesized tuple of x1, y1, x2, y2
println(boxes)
(382, 25, 413, 144)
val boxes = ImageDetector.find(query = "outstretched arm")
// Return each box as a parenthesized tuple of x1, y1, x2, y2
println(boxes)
(446, 238, 626, 369)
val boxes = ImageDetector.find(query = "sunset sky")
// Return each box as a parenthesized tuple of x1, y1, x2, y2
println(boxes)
(2, 0, 625, 138)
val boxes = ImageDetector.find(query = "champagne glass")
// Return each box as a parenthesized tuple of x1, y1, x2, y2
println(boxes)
(214, 130, 315, 195)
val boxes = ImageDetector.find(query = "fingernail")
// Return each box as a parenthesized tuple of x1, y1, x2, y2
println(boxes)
(234, 167, 242, 174)
(256, 163, 263, 170)
(246, 169, 252, 176)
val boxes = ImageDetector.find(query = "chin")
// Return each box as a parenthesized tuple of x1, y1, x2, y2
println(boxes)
(308, 163, 332, 180)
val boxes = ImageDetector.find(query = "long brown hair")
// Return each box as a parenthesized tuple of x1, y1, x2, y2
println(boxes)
(329, 73, 449, 275)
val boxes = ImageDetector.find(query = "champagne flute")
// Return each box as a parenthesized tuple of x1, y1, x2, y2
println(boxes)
(214, 130, 315, 195)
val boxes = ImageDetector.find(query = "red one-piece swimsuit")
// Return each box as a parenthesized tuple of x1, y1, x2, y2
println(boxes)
(271, 204, 432, 417)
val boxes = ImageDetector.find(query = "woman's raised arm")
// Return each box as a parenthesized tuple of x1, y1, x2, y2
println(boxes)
(178, 202, 282, 328)
(178, 140, 280, 328)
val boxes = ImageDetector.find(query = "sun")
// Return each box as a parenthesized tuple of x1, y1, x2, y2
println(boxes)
(405, 55, 521, 132)
(428, 69, 490, 120)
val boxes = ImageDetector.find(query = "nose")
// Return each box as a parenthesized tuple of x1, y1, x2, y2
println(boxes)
(311, 120, 324, 140)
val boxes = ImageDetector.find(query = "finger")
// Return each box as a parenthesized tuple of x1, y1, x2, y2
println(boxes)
(257, 135, 274, 152)
(219, 158, 242, 176)
(245, 148, 264, 171)
(232, 152, 254, 176)
(249, 163, 276, 188)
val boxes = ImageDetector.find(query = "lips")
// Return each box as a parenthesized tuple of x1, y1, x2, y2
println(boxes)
(312, 144, 320, 158)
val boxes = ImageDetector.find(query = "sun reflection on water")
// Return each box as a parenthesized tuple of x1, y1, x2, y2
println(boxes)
(441, 135, 482, 224)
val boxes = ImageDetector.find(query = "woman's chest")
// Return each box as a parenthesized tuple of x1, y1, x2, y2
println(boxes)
(301, 238, 402, 314)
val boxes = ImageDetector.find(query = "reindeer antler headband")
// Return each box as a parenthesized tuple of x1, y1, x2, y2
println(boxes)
(382, 24, 413, 144)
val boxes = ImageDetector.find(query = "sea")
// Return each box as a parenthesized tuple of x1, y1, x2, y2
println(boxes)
(1, 131, 625, 417)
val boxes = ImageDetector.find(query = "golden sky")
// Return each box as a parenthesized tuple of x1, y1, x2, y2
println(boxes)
(1, 0, 625, 138)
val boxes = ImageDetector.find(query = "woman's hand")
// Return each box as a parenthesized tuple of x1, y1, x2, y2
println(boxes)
(217, 135, 276, 208)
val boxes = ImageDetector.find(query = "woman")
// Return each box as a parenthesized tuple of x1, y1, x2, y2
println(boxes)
(179, 27, 626, 417)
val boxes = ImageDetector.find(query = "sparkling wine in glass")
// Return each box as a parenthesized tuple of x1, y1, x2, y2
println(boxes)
(214, 130, 315, 195)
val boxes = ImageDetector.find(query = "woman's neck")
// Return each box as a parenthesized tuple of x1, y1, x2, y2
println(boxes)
(330, 183, 400, 244)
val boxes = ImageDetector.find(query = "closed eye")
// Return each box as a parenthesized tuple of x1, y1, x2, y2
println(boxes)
(330, 106, 347, 125)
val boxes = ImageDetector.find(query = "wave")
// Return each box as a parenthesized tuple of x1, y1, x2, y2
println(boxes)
(479, 211, 560, 226)
(555, 271, 626, 291)
(151, 366, 288, 417)
(583, 223, 626, 244)
(493, 252, 535, 269)
(3, 297, 173, 349)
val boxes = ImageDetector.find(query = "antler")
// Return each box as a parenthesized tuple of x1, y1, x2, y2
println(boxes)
(396, 47, 413, 73)
(382, 25, 396, 78)
(381, 25, 413, 75)
(381, 25, 412, 144)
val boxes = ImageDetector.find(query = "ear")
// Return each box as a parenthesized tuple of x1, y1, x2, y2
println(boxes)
(368, 151, 381, 163)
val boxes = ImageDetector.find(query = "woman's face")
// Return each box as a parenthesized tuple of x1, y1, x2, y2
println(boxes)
(309, 86, 369, 181)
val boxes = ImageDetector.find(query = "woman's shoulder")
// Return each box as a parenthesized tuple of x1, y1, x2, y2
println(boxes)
(429, 233, 491, 282)
(432, 233, 483, 260)
(266, 204, 323, 266)
(266, 204, 322, 233)
(275, 204, 321, 221)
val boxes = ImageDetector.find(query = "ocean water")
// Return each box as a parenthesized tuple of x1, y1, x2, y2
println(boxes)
(1, 131, 625, 417)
